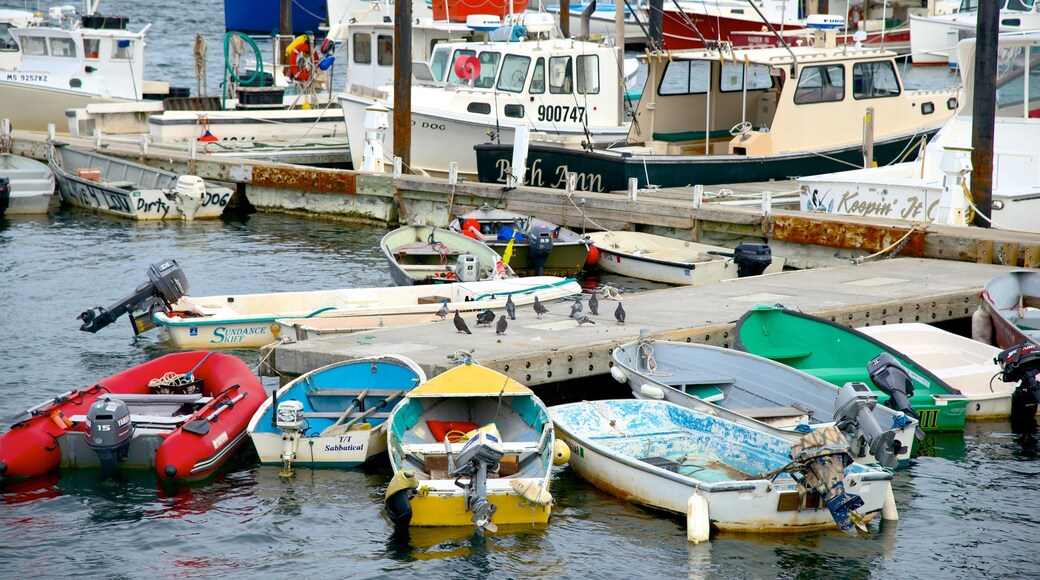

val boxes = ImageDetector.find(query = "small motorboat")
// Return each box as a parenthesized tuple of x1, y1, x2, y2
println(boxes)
(735, 305, 969, 433)
(980, 270, 1040, 349)
(549, 399, 897, 541)
(49, 143, 232, 220)
(0, 153, 55, 216)
(0, 352, 265, 482)
(858, 323, 1020, 421)
(611, 336, 919, 468)
(587, 231, 784, 285)
(383, 361, 564, 533)
(381, 224, 516, 286)
(448, 205, 592, 277)
(247, 355, 426, 473)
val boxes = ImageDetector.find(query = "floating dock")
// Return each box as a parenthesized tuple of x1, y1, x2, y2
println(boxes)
(259, 258, 1015, 384)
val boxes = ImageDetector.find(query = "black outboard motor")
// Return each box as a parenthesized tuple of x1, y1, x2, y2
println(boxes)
(528, 223, 555, 276)
(995, 342, 1040, 427)
(78, 258, 188, 334)
(867, 353, 925, 439)
(707, 243, 774, 277)
(0, 176, 11, 218)
(85, 398, 133, 476)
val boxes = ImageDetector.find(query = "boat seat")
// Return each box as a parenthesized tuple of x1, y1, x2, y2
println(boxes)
(98, 394, 212, 405)
(808, 367, 866, 385)
(400, 441, 541, 456)
(740, 406, 811, 420)
(762, 347, 813, 360)
(681, 384, 725, 403)
(307, 389, 406, 398)
(301, 411, 391, 420)
(68, 412, 195, 427)
(652, 129, 733, 143)
(106, 180, 137, 190)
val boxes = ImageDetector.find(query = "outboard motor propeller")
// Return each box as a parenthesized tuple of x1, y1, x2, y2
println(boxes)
(527, 223, 555, 276)
(707, 243, 774, 277)
(78, 258, 188, 334)
(832, 382, 908, 469)
(867, 353, 925, 441)
(995, 341, 1040, 428)
(85, 398, 133, 476)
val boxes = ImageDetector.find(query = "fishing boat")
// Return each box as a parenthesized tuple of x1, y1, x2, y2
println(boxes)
(0, 351, 265, 482)
(910, 0, 1040, 66)
(980, 270, 1040, 349)
(0, 3, 149, 132)
(549, 399, 897, 540)
(0, 153, 55, 215)
(449, 204, 593, 276)
(857, 323, 1018, 420)
(247, 356, 426, 472)
(474, 18, 957, 192)
(734, 304, 969, 432)
(382, 224, 516, 286)
(799, 32, 1040, 231)
(587, 231, 783, 285)
(383, 361, 563, 532)
(611, 336, 919, 467)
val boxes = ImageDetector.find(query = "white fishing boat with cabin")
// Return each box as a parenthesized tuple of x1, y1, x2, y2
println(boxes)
(910, 0, 1040, 66)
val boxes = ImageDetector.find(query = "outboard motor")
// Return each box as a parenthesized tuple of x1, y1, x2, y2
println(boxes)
(85, 398, 133, 476)
(0, 176, 11, 217)
(528, 223, 555, 276)
(707, 243, 774, 277)
(785, 425, 864, 536)
(455, 254, 479, 282)
(449, 430, 505, 535)
(275, 399, 305, 478)
(77, 258, 188, 334)
(832, 382, 908, 469)
(995, 342, 1040, 427)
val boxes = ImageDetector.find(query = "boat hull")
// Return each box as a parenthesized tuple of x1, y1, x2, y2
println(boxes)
(0, 153, 55, 215)
(0, 80, 125, 133)
(475, 131, 938, 192)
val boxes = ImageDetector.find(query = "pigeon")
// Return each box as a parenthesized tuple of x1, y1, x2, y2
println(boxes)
(496, 315, 508, 335)
(571, 310, 596, 326)
(453, 310, 471, 334)
(533, 296, 548, 319)
(572, 296, 583, 313)
(505, 294, 516, 320)
(476, 309, 495, 327)
(588, 291, 599, 316)
(435, 300, 449, 320)
(614, 302, 626, 325)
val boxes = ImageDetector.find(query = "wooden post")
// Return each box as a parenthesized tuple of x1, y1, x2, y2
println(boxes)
(648, 0, 663, 48)
(970, 0, 999, 228)
(393, 0, 412, 172)
(279, 0, 292, 35)
(561, 2, 570, 38)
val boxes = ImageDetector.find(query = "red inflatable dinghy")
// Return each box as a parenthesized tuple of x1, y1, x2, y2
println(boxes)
(0, 352, 265, 482)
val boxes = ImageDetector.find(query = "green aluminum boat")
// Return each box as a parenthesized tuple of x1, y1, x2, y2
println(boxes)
(734, 305, 968, 433)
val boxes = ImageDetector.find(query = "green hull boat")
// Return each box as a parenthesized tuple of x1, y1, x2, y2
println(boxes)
(734, 305, 968, 433)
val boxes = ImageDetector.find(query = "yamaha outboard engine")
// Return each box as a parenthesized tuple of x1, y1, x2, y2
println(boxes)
(85, 398, 133, 476)
(833, 382, 908, 469)
(995, 342, 1040, 427)
(527, 223, 555, 276)
(707, 243, 773, 277)
(78, 258, 188, 334)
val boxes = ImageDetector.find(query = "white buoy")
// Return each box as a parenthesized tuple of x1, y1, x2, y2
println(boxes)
(693, 184, 703, 208)
(687, 493, 711, 543)
(881, 485, 899, 521)
(972, 307, 994, 345)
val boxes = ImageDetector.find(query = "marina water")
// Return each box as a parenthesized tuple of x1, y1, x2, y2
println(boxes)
(2, 1, 1039, 577)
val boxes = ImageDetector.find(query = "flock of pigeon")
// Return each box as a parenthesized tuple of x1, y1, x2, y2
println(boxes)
(436, 290, 626, 336)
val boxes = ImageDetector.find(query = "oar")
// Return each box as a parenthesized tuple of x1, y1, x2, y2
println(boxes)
(325, 390, 405, 437)
(319, 389, 369, 437)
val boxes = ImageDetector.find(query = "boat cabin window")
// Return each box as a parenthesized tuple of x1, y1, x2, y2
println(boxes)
(1007, 0, 1034, 11)
(531, 57, 545, 94)
(21, 35, 47, 56)
(497, 54, 531, 93)
(467, 102, 491, 114)
(794, 64, 845, 104)
(83, 38, 100, 59)
(853, 61, 901, 99)
(576, 55, 600, 95)
(474, 52, 501, 89)
(504, 104, 524, 118)
(50, 37, 76, 58)
(0, 24, 17, 52)
(377, 34, 393, 66)
(995, 47, 1040, 112)
(658, 60, 710, 95)
(112, 39, 135, 60)
(430, 45, 451, 81)
(720, 62, 773, 92)
(548, 56, 573, 94)
(353, 33, 371, 64)
(446, 49, 476, 84)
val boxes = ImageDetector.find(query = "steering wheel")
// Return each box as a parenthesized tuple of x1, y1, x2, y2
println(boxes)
(729, 121, 753, 136)
(511, 70, 526, 88)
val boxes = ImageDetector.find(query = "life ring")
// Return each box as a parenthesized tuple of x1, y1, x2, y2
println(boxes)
(288, 42, 314, 82)
(848, 4, 865, 28)
(454, 55, 480, 80)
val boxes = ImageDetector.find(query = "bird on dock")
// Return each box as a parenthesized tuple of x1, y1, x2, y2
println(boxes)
(476, 309, 495, 327)
(588, 291, 599, 316)
(533, 296, 548, 319)
(436, 300, 449, 320)
(505, 294, 516, 320)
(571, 310, 596, 326)
(571, 296, 583, 314)
(615, 302, 626, 325)
(453, 310, 471, 334)
(496, 315, 508, 335)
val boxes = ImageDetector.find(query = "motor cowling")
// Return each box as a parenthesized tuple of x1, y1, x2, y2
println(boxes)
(78, 258, 189, 334)
(455, 254, 479, 282)
(0, 176, 11, 216)
(527, 223, 555, 276)
(832, 381, 907, 469)
(995, 342, 1040, 426)
(85, 398, 133, 476)
(733, 243, 773, 277)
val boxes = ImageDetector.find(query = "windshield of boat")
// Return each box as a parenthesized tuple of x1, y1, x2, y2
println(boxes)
(0, 24, 17, 52)
(995, 45, 1040, 115)
(1006, 0, 1035, 12)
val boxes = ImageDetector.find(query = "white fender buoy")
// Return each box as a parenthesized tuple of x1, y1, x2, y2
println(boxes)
(881, 485, 899, 521)
(609, 366, 628, 384)
(687, 493, 710, 543)
(971, 307, 994, 346)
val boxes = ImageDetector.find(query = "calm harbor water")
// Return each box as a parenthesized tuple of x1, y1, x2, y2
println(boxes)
(3, 1, 1038, 578)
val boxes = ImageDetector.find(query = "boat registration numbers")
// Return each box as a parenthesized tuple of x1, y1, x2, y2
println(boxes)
(537, 105, 586, 124)
(2, 72, 49, 83)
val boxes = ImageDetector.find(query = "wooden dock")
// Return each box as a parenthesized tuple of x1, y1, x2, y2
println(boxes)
(259, 258, 1016, 384)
